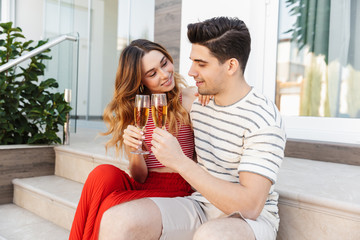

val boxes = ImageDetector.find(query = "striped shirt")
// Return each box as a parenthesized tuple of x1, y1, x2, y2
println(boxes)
(189, 87, 286, 230)
(144, 96, 194, 168)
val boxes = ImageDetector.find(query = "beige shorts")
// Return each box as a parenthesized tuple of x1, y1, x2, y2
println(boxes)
(149, 197, 276, 240)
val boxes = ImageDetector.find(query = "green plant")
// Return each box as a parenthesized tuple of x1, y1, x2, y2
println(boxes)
(0, 22, 72, 145)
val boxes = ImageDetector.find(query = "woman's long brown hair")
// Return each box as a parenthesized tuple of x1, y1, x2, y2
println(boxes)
(102, 39, 190, 155)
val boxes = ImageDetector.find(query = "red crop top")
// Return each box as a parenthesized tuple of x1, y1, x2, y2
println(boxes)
(143, 96, 194, 168)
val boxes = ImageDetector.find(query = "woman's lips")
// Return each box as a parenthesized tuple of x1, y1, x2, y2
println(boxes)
(161, 73, 173, 86)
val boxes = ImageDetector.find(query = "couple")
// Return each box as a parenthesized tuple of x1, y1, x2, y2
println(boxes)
(70, 16, 286, 240)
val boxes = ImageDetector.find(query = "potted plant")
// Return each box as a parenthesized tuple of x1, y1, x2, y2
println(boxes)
(0, 22, 72, 145)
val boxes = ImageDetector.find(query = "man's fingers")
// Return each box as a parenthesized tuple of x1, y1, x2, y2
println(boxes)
(152, 127, 169, 137)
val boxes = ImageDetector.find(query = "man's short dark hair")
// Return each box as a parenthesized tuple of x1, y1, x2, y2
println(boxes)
(187, 17, 251, 73)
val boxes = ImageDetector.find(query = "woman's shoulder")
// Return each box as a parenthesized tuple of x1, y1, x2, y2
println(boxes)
(181, 86, 197, 98)
(181, 86, 197, 113)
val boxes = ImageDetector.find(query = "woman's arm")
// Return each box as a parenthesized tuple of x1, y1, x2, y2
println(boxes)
(182, 86, 213, 113)
(181, 86, 197, 113)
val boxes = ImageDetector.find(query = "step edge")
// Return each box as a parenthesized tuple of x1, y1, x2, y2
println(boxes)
(12, 178, 78, 209)
(277, 189, 360, 221)
(54, 145, 127, 164)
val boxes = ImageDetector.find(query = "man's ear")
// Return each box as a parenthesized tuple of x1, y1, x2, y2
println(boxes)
(227, 58, 240, 75)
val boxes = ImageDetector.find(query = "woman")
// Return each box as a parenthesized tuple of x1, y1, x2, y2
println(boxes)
(69, 39, 209, 240)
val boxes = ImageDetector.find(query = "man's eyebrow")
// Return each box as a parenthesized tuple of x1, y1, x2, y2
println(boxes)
(189, 57, 208, 63)
(145, 56, 167, 76)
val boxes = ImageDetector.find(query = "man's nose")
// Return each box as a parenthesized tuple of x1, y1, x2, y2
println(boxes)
(188, 64, 197, 77)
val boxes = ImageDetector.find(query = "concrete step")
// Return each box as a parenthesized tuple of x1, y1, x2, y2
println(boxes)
(12, 175, 83, 231)
(275, 157, 360, 240)
(0, 204, 69, 240)
(54, 146, 128, 184)
(54, 125, 129, 184)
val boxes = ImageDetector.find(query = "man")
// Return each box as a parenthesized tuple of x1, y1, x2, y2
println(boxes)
(99, 16, 286, 240)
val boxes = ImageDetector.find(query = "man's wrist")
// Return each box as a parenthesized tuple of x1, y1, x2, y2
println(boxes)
(176, 154, 196, 175)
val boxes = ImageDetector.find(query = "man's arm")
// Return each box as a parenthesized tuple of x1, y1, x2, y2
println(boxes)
(151, 128, 272, 220)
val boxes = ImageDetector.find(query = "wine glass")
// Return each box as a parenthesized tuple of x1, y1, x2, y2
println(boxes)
(151, 93, 167, 129)
(131, 95, 150, 154)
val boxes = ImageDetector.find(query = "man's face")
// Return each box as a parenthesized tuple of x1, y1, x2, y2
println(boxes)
(188, 44, 227, 96)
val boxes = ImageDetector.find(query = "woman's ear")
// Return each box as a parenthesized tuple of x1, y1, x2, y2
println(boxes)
(227, 58, 240, 75)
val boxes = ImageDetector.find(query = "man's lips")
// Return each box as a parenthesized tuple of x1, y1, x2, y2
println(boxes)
(195, 80, 204, 87)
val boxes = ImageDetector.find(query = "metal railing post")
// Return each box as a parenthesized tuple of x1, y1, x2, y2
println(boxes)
(63, 89, 72, 145)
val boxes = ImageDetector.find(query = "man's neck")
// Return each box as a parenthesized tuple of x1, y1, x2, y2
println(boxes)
(214, 76, 251, 106)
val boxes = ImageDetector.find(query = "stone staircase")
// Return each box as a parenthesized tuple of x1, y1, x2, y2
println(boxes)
(0, 127, 359, 239)
(0, 127, 129, 240)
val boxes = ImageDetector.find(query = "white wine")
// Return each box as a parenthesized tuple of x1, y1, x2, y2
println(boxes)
(134, 107, 149, 130)
(152, 105, 167, 128)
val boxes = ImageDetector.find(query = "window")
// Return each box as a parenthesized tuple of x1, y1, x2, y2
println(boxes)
(275, 0, 360, 144)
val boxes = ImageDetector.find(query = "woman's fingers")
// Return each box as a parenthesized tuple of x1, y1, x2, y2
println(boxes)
(197, 93, 213, 106)
(123, 125, 144, 149)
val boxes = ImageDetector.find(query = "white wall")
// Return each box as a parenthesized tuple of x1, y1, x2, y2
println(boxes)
(15, 0, 44, 41)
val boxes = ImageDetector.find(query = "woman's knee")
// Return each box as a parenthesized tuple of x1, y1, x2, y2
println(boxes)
(88, 164, 124, 183)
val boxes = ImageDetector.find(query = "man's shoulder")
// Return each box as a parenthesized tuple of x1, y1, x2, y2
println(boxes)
(239, 88, 283, 130)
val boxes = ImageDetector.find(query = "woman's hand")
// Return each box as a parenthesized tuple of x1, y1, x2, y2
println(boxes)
(195, 92, 213, 106)
(123, 125, 145, 151)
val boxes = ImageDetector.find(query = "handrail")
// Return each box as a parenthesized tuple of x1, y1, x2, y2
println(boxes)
(0, 34, 78, 73)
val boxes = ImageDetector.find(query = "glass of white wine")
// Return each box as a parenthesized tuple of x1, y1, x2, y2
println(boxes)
(151, 93, 167, 129)
(131, 94, 150, 154)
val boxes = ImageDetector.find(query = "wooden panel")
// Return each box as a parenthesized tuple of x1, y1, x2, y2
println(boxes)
(285, 139, 360, 166)
(154, 0, 182, 72)
(0, 147, 55, 204)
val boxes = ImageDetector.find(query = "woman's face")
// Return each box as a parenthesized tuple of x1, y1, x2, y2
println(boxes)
(141, 50, 175, 94)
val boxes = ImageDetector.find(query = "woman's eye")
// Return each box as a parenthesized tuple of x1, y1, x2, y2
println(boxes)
(161, 60, 168, 67)
(149, 72, 156, 77)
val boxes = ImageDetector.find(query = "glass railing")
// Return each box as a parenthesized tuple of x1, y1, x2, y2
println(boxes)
(42, 33, 80, 134)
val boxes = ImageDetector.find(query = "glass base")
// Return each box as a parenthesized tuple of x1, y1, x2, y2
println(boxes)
(130, 150, 150, 155)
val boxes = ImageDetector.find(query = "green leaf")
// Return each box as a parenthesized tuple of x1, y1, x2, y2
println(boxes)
(22, 40, 34, 49)
(11, 33, 25, 39)
(0, 22, 13, 31)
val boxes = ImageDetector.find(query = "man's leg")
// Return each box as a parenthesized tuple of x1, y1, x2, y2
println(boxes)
(193, 218, 255, 240)
(98, 198, 162, 240)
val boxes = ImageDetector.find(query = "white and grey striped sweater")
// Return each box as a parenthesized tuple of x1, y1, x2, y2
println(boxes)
(189, 87, 286, 230)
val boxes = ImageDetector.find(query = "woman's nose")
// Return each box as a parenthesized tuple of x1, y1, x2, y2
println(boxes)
(159, 68, 168, 79)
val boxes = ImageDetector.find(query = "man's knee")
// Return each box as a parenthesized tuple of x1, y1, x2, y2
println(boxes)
(99, 199, 162, 240)
(193, 218, 255, 240)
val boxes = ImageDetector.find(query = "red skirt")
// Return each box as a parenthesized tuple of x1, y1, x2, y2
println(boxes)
(69, 164, 193, 240)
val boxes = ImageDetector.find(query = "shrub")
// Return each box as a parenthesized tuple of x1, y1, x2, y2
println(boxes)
(0, 22, 72, 144)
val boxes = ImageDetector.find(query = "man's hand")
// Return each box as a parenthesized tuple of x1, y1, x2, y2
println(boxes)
(151, 127, 187, 171)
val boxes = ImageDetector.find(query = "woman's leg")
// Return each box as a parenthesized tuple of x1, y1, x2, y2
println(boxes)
(69, 164, 134, 240)
(90, 172, 193, 240)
